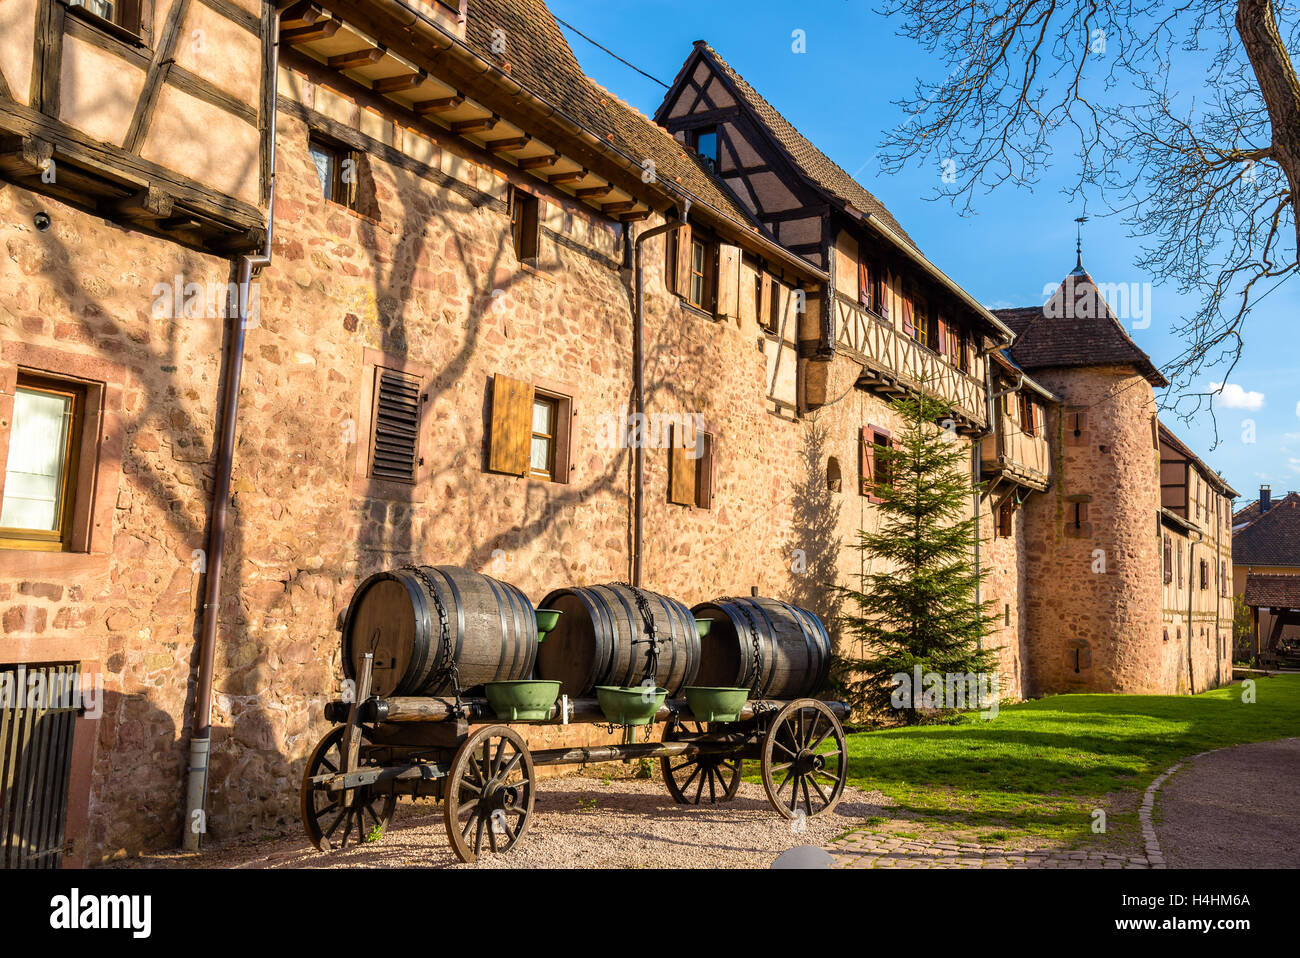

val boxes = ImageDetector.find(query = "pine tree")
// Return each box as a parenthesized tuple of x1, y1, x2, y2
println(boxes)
(834, 388, 999, 725)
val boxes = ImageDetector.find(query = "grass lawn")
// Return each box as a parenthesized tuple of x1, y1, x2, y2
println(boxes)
(829, 673, 1300, 850)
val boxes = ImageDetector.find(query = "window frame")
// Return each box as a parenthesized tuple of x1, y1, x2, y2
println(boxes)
(509, 185, 541, 268)
(66, 0, 147, 45)
(309, 134, 360, 210)
(528, 393, 560, 481)
(688, 126, 719, 168)
(0, 374, 85, 552)
(365, 366, 424, 487)
(353, 349, 432, 502)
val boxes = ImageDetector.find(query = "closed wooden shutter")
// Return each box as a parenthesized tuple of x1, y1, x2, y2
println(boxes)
(757, 271, 773, 330)
(669, 423, 696, 506)
(902, 295, 914, 338)
(695, 432, 715, 509)
(369, 368, 423, 483)
(716, 244, 741, 320)
(937, 315, 949, 357)
(1163, 535, 1173, 583)
(674, 224, 693, 297)
(859, 426, 873, 496)
(858, 258, 871, 306)
(488, 374, 533, 476)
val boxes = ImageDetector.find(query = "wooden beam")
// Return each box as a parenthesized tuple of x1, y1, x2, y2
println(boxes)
(413, 95, 464, 116)
(619, 210, 650, 223)
(372, 71, 426, 94)
(548, 168, 587, 185)
(575, 184, 613, 200)
(329, 45, 387, 71)
(485, 135, 529, 153)
(123, 0, 191, 154)
(280, 0, 326, 28)
(602, 200, 637, 215)
(517, 153, 559, 171)
(281, 19, 339, 44)
(110, 186, 174, 220)
(450, 116, 498, 135)
(0, 134, 53, 177)
(31, 0, 67, 116)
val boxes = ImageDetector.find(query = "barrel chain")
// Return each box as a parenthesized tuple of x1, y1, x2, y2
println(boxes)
(612, 581, 660, 685)
(402, 565, 461, 704)
(722, 596, 765, 704)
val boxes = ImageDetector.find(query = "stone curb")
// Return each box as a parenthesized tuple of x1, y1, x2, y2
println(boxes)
(1139, 748, 1221, 870)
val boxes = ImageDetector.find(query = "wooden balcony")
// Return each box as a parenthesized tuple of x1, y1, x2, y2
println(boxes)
(833, 294, 987, 434)
(980, 412, 1050, 490)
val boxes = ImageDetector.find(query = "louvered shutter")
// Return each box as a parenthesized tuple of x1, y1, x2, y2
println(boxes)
(369, 368, 422, 483)
(488, 373, 533, 476)
(669, 423, 696, 506)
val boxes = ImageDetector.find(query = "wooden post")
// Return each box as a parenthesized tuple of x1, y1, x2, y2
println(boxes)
(340, 653, 373, 798)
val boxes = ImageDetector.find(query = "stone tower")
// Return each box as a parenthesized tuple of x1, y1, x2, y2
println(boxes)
(995, 266, 1168, 694)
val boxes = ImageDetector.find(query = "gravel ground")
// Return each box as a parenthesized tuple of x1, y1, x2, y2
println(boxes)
(1154, 737, 1300, 869)
(136, 772, 891, 869)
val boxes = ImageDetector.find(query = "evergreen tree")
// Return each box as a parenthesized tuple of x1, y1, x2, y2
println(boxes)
(834, 388, 999, 725)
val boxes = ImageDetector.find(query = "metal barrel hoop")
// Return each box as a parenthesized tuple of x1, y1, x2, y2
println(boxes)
(722, 596, 766, 705)
(402, 564, 460, 704)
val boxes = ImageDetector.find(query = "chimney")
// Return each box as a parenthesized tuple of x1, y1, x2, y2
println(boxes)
(1260, 484, 1272, 513)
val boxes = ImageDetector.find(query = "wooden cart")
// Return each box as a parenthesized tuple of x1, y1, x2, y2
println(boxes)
(301, 654, 850, 862)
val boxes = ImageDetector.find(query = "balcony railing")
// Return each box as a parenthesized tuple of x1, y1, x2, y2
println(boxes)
(833, 294, 987, 428)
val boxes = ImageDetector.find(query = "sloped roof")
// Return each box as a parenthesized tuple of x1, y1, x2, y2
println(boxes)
(1158, 423, 1239, 498)
(670, 41, 918, 250)
(1243, 573, 1300, 608)
(1234, 492, 1300, 567)
(463, 0, 762, 233)
(993, 267, 1168, 387)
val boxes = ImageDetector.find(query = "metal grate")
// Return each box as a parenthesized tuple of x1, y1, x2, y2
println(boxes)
(1, 663, 80, 869)
(370, 370, 422, 483)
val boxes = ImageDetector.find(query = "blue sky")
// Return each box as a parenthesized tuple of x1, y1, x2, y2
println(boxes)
(547, 0, 1300, 502)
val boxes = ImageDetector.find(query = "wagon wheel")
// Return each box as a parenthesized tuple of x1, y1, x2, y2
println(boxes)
(444, 724, 536, 863)
(661, 721, 744, 804)
(760, 699, 846, 820)
(301, 725, 396, 851)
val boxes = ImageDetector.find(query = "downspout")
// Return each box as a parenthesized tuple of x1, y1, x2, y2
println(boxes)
(1186, 536, 1196, 694)
(974, 348, 1016, 645)
(630, 201, 690, 587)
(183, 8, 283, 852)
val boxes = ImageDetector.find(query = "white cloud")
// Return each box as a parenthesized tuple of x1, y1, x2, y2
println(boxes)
(1210, 382, 1265, 411)
(1295, 400, 1300, 419)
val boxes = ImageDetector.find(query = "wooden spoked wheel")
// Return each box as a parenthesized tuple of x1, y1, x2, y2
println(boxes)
(444, 725, 535, 863)
(301, 725, 396, 851)
(661, 721, 744, 804)
(760, 699, 847, 820)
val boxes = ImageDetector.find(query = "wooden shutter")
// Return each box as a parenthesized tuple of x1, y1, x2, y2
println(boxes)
(1163, 535, 1173, 584)
(488, 373, 533, 476)
(716, 244, 741, 320)
(695, 432, 715, 509)
(878, 270, 890, 318)
(369, 368, 422, 483)
(902, 295, 914, 338)
(858, 258, 870, 306)
(859, 426, 873, 496)
(757, 271, 773, 330)
(669, 423, 696, 506)
(937, 315, 949, 357)
(674, 224, 693, 297)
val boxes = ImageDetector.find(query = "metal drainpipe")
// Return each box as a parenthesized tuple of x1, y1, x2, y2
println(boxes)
(1186, 536, 1196, 693)
(973, 347, 1015, 645)
(183, 10, 283, 852)
(629, 202, 689, 588)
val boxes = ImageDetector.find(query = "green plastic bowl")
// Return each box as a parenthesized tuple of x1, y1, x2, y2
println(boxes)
(484, 680, 561, 721)
(594, 685, 668, 726)
(535, 609, 561, 642)
(683, 686, 749, 723)
(694, 618, 712, 638)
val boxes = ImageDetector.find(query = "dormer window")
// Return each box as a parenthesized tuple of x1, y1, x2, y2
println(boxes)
(689, 127, 719, 168)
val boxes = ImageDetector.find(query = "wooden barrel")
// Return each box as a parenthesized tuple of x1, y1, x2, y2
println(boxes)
(341, 565, 537, 697)
(690, 597, 830, 699)
(534, 584, 700, 697)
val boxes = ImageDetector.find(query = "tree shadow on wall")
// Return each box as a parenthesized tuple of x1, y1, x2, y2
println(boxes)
(785, 415, 843, 645)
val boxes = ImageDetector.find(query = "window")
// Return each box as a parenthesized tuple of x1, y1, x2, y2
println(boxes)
(913, 297, 932, 348)
(956, 330, 970, 374)
(689, 127, 718, 168)
(857, 257, 873, 309)
(309, 136, 359, 209)
(667, 226, 715, 310)
(1199, 558, 1209, 591)
(0, 375, 84, 551)
(529, 395, 558, 480)
(826, 456, 842, 493)
(860, 425, 893, 501)
(997, 499, 1014, 538)
(366, 367, 424, 484)
(1019, 394, 1037, 437)
(1163, 534, 1173, 584)
(1176, 539, 1184, 588)
(68, 0, 143, 35)
(487, 374, 571, 483)
(668, 424, 714, 509)
(1066, 407, 1088, 446)
(688, 239, 708, 308)
(509, 186, 540, 267)
(1065, 497, 1090, 537)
